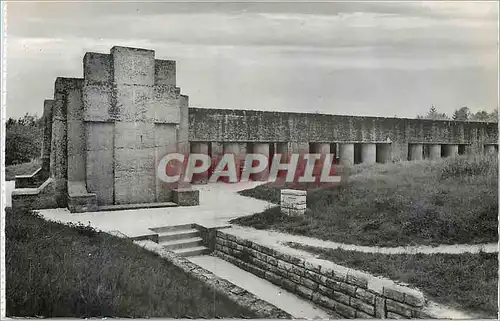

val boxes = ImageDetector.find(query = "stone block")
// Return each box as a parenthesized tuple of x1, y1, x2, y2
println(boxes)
(114, 84, 154, 122)
(82, 84, 113, 121)
(300, 277, 318, 291)
(67, 181, 98, 213)
(114, 122, 156, 149)
(404, 292, 425, 307)
(347, 273, 368, 288)
(148, 85, 180, 123)
(386, 299, 412, 318)
(383, 287, 405, 302)
(331, 290, 350, 305)
(114, 173, 156, 204)
(333, 301, 356, 318)
(386, 312, 406, 319)
(155, 59, 176, 85)
(85, 122, 114, 151)
(350, 297, 375, 315)
(67, 121, 86, 182)
(356, 310, 375, 318)
(111, 46, 155, 86)
(83, 52, 112, 84)
(296, 285, 313, 300)
(86, 149, 114, 205)
(115, 148, 155, 174)
(375, 297, 386, 318)
(281, 189, 307, 215)
(172, 188, 200, 206)
(356, 288, 376, 305)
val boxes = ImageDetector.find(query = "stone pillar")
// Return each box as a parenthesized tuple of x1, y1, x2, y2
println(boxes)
(361, 143, 376, 164)
(190, 142, 209, 184)
(339, 143, 354, 166)
(276, 142, 290, 163)
(83, 51, 115, 205)
(442, 144, 459, 158)
(409, 144, 423, 161)
(223, 143, 244, 183)
(428, 144, 441, 160)
(280, 189, 306, 216)
(485, 144, 497, 155)
(51, 78, 73, 206)
(310, 143, 330, 155)
(251, 143, 270, 181)
(66, 79, 86, 183)
(376, 144, 391, 163)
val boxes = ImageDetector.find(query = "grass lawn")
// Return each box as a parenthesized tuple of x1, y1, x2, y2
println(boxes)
(5, 207, 257, 318)
(233, 155, 498, 247)
(5, 159, 41, 181)
(287, 243, 497, 318)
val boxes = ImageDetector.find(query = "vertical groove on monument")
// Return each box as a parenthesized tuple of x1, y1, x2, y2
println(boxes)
(41, 100, 54, 179)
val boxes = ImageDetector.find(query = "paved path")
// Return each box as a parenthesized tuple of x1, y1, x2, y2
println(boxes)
(189, 255, 336, 319)
(36, 181, 274, 238)
(16, 180, 497, 254)
(228, 226, 499, 255)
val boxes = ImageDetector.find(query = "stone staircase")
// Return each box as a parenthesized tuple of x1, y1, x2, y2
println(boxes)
(153, 224, 210, 257)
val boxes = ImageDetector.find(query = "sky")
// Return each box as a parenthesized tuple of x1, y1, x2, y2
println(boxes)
(4, 1, 499, 119)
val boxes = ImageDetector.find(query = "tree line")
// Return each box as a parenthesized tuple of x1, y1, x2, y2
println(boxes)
(5, 113, 43, 166)
(416, 105, 498, 122)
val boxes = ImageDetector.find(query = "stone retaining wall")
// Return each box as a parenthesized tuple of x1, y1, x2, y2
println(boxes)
(214, 230, 430, 319)
(134, 240, 291, 319)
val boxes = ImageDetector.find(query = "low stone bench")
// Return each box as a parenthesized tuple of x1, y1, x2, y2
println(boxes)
(67, 181, 98, 213)
(280, 189, 306, 216)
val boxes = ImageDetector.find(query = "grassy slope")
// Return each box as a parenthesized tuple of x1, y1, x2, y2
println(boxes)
(234, 155, 498, 246)
(6, 208, 256, 318)
(287, 243, 497, 318)
(5, 159, 41, 181)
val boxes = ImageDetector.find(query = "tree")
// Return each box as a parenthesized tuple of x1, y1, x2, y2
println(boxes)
(470, 110, 490, 122)
(452, 106, 470, 121)
(5, 113, 42, 165)
(424, 105, 450, 120)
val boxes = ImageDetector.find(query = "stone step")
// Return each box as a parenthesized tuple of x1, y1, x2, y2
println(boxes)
(173, 246, 210, 257)
(150, 223, 195, 233)
(158, 229, 199, 242)
(97, 202, 178, 212)
(160, 237, 204, 250)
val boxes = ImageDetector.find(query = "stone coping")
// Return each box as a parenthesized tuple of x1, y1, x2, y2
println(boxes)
(15, 167, 42, 179)
(11, 177, 53, 196)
